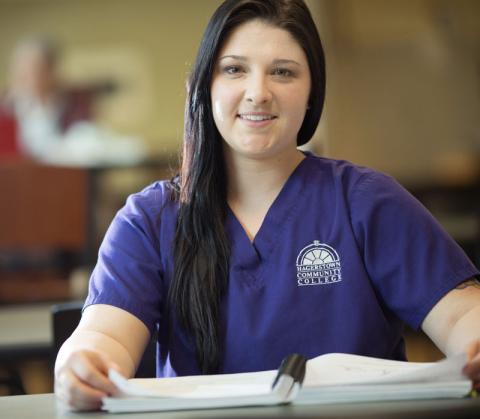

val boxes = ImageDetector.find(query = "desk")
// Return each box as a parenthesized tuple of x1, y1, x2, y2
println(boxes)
(0, 303, 52, 361)
(0, 303, 54, 395)
(1, 394, 480, 419)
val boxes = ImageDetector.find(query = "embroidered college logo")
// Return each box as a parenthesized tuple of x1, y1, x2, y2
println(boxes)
(296, 241, 342, 286)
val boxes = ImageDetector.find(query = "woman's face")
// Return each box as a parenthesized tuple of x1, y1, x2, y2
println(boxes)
(211, 19, 311, 160)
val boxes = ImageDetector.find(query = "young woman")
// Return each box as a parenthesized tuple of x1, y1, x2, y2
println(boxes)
(54, 0, 480, 411)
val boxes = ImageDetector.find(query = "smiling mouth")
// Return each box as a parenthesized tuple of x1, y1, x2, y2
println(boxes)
(238, 114, 277, 121)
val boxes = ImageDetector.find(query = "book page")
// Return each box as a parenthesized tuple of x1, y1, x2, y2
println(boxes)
(110, 369, 277, 398)
(109, 353, 467, 399)
(105, 353, 470, 412)
(303, 352, 467, 387)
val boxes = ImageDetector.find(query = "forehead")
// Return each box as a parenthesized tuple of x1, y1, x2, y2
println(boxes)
(217, 19, 307, 63)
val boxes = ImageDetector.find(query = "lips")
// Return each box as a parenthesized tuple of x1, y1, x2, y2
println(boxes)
(237, 112, 277, 122)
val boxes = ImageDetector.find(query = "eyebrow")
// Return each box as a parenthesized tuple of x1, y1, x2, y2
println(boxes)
(218, 55, 301, 66)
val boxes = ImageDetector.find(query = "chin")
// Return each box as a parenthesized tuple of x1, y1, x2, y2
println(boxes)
(238, 146, 285, 161)
(238, 142, 272, 154)
(225, 136, 294, 160)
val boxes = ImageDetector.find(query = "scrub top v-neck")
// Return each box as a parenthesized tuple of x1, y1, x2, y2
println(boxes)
(85, 153, 479, 377)
(225, 156, 307, 289)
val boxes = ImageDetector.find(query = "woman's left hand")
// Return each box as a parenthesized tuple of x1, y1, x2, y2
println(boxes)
(463, 341, 480, 390)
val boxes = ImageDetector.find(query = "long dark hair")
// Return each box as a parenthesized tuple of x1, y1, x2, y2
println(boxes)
(168, 0, 326, 374)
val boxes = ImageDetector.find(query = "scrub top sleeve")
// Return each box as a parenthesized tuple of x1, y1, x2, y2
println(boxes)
(84, 185, 166, 334)
(350, 172, 479, 330)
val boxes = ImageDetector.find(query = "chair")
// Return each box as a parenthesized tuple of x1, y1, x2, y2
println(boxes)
(51, 301, 156, 378)
(51, 301, 84, 357)
(0, 367, 26, 395)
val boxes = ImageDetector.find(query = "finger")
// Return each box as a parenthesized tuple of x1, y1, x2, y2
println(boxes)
(89, 351, 123, 394)
(56, 369, 107, 411)
(69, 351, 118, 395)
(92, 350, 122, 376)
(69, 375, 108, 411)
(465, 341, 480, 361)
(86, 350, 112, 374)
(463, 342, 480, 369)
(462, 355, 480, 385)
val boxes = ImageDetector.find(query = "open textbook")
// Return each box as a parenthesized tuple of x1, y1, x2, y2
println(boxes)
(102, 352, 471, 413)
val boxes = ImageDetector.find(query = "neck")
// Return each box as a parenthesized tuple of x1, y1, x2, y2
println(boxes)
(225, 147, 305, 209)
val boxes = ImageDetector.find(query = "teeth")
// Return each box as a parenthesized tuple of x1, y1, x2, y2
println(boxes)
(240, 114, 274, 121)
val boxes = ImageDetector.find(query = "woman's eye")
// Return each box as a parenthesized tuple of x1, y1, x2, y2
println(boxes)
(272, 68, 293, 77)
(223, 65, 242, 75)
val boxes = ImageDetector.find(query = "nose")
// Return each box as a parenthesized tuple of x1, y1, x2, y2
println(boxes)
(245, 72, 272, 105)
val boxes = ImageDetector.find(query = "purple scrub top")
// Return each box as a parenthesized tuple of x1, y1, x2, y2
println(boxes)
(85, 153, 479, 377)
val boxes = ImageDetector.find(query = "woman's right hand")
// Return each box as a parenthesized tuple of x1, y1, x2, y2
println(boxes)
(54, 348, 120, 411)
(54, 304, 151, 410)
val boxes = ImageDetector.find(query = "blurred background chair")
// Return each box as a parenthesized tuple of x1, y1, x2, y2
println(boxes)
(0, 366, 25, 395)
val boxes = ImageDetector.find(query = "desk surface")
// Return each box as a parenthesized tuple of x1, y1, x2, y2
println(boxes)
(0, 303, 52, 360)
(1, 394, 480, 419)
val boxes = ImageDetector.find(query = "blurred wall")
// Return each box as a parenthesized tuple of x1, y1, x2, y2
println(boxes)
(0, 0, 479, 183)
(317, 0, 480, 183)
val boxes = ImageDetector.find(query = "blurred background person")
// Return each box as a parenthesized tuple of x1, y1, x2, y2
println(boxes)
(0, 36, 145, 166)
(0, 38, 95, 159)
